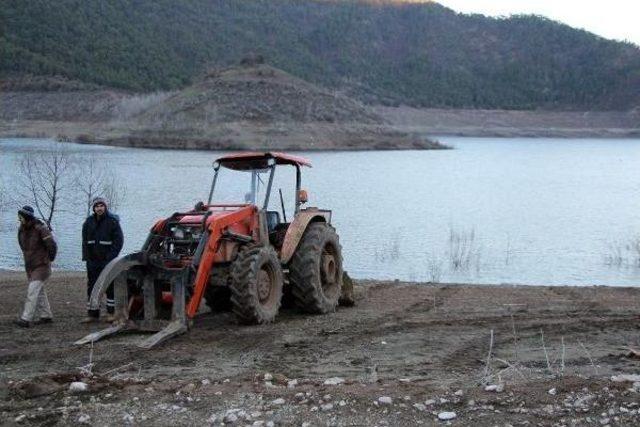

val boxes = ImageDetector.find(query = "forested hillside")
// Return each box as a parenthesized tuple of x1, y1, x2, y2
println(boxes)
(2, 0, 640, 110)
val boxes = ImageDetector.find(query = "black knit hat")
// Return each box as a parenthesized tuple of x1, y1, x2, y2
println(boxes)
(18, 205, 36, 220)
(92, 197, 108, 209)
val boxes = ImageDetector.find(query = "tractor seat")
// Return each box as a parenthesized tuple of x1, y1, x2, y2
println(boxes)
(269, 223, 289, 248)
(265, 211, 280, 233)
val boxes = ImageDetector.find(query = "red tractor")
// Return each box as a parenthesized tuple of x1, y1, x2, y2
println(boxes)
(76, 152, 349, 348)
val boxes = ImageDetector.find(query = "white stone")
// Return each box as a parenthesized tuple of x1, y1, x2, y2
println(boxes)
(69, 382, 88, 393)
(399, 378, 411, 383)
(123, 414, 134, 424)
(15, 415, 26, 423)
(484, 384, 504, 393)
(77, 414, 91, 424)
(438, 411, 457, 421)
(548, 388, 557, 395)
(454, 389, 464, 396)
(201, 379, 211, 385)
(339, 400, 347, 406)
(324, 377, 345, 386)
(378, 396, 393, 405)
(381, 341, 387, 345)
(611, 374, 640, 383)
(266, 422, 275, 427)
(264, 373, 273, 381)
(424, 399, 436, 406)
(272, 398, 286, 405)
(321, 403, 334, 411)
(413, 403, 426, 411)
(287, 379, 298, 388)
(252, 422, 264, 427)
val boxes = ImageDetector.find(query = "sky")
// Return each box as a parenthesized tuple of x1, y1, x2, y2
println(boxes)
(434, 0, 640, 46)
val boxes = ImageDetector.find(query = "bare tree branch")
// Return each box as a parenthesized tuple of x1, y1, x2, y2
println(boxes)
(14, 145, 72, 229)
(72, 155, 126, 216)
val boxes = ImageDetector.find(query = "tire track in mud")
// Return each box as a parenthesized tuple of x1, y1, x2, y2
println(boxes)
(238, 285, 465, 380)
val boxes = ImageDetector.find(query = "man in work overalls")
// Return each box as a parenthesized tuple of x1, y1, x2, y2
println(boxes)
(81, 197, 123, 323)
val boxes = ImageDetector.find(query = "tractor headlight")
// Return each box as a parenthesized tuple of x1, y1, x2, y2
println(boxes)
(267, 158, 276, 167)
(213, 161, 220, 170)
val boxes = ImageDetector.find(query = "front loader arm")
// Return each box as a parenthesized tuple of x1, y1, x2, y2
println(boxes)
(186, 206, 257, 318)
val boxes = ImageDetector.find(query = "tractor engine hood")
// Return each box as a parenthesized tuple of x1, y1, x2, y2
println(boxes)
(177, 205, 256, 226)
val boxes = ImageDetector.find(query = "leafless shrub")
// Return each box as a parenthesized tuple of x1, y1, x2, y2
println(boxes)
(448, 226, 480, 271)
(604, 241, 625, 266)
(505, 234, 512, 265)
(426, 254, 443, 283)
(604, 236, 640, 267)
(14, 145, 72, 228)
(73, 156, 126, 216)
(629, 236, 640, 267)
(374, 233, 400, 262)
(0, 177, 6, 212)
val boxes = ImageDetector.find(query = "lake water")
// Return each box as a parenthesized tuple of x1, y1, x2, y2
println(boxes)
(1, 137, 639, 286)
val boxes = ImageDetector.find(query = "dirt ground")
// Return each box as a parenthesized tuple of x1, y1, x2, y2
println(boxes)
(2, 271, 640, 426)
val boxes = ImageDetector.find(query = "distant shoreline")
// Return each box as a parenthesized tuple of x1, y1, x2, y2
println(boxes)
(2, 104, 638, 150)
(377, 106, 640, 139)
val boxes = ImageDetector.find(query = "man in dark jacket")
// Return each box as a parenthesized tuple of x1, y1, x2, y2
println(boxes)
(81, 197, 123, 323)
(15, 205, 58, 328)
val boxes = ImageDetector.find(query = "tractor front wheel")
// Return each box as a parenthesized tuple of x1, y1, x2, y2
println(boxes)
(230, 244, 283, 324)
(289, 222, 343, 313)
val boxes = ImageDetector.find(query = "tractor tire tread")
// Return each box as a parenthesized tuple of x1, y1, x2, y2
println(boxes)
(229, 244, 283, 324)
(288, 222, 343, 314)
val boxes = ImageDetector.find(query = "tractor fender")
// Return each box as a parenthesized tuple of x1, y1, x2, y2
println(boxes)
(280, 209, 331, 264)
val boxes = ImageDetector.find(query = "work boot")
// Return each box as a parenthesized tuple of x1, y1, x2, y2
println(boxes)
(13, 318, 30, 328)
(34, 318, 53, 325)
(80, 316, 100, 324)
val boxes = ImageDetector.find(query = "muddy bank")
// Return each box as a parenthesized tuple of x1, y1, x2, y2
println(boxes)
(2, 271, 640, 425)
(377, 106, 640, 138)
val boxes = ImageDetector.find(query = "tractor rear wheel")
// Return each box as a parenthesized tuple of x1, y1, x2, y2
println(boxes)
(230, 244, 283, 324)
(289, 222, 343, 313)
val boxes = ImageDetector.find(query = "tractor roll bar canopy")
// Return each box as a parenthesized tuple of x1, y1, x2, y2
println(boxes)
(208, 152, 311, 213)
(213, 152, 312, 171)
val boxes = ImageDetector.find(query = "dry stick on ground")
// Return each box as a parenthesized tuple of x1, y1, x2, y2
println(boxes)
(540, 329, 552, 374)
(100, 362, 135, 377)
(494, 358, 527, 380)
(77, 341, 95, 377)
(510, 313, 519, 362)
(578, 339, 599, 375)
(561, 337, 566, 375)
(483, 329, 494, 381)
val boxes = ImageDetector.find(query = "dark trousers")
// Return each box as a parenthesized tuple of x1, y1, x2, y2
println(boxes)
(86, 260, 114, 317)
